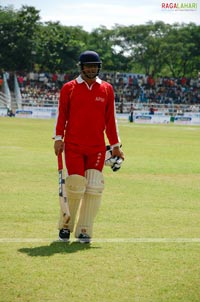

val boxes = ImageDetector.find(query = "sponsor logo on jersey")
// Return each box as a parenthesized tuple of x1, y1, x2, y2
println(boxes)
(95, 97, 105, 102)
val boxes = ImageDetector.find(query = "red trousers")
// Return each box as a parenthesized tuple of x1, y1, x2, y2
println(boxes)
(64, 143, 106, 176)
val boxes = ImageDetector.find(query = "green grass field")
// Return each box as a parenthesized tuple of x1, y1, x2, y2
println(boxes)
(0, 117, 200, 302)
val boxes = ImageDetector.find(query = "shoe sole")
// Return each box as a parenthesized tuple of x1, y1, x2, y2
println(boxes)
(77, 238, 91, 244)
(58, 237, 70, 242)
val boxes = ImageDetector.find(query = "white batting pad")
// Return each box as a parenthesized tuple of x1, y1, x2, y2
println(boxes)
(64, 174, 87, 232)
(75, 169, 104, 238)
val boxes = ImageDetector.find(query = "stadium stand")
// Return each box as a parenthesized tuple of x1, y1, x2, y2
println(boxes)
(1, 71, 200, 115)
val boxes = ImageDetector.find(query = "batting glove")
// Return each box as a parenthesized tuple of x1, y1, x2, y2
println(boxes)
(105, 146, 123, 172)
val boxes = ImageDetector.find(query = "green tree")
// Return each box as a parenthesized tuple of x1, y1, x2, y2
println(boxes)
(114, 22, 170, 75)
(162, 23, 200, 77)
(0, 5, 18, 70)
(0, 5, 199, 78)
(36, 22, 89, 72)
(0, 5, 40, 71)
(88, 26, 127, 71)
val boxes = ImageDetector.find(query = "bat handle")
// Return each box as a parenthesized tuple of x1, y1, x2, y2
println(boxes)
(57, 152, 63, 171)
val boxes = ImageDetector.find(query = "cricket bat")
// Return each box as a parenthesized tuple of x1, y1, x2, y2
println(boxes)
(57, 152, 70, 226)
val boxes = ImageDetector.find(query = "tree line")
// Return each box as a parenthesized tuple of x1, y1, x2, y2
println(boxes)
(0, 5, 200, 78)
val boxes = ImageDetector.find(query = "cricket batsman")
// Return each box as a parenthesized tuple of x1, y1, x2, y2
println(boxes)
(54, 50, 124, 243)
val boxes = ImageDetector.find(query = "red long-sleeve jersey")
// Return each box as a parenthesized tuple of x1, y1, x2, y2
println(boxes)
(55, 76, 120, 148)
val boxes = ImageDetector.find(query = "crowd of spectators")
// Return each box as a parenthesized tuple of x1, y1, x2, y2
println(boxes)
(2, 70, 200, 113)
(109, 73, 200, 113)
(16, 71, 77, 107)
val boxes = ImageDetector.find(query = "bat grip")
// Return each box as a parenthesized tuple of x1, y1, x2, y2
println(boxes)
(57, 152, 63, 171)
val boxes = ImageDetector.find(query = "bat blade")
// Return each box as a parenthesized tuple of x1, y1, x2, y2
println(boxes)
(58, 153, 70, 225)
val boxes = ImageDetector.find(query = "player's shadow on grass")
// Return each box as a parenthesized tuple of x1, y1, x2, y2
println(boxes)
(18, 241, 100, 257)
